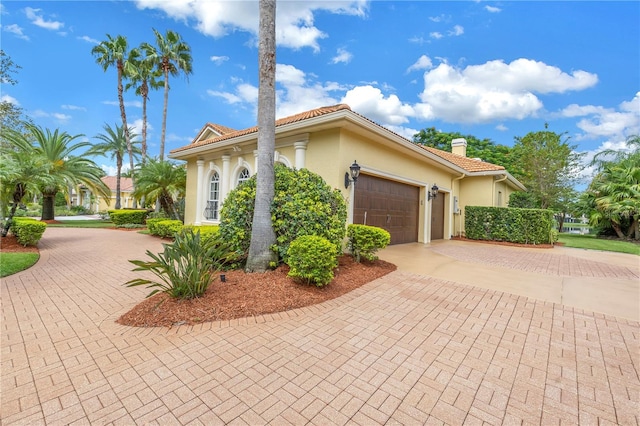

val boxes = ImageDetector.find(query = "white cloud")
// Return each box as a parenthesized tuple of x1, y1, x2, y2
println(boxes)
(407, 55, 433, 73)
(495, 124, 508, 131)
(61, 104, 86, 111)
(2, 24, 29, 40)
(430, 32, 443, 40)
(408, 36, 428, 45)
(569, 93, 640, 139)
(331, 48, 353, 65)
(101, 164, 118, 176)
(414, 58, 598, 123)
(485, 5, 502, 13)
(78, 35, 99, 44)
(1, 94, 19, 105)
(210, 55, 229, 65)
(429, 14, 449, 23)
(102, 100, 143, 108)
(25, 7, 64, 31)
(129, 118, 153, 138)
(32, 109, 71, 123)
(134, 0, 367, 51)
(341, 85, 415, 126)
(449, 25, 464, 36)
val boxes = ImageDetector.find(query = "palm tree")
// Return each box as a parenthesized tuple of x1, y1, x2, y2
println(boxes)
(125, 48, 163, 164)
(87, 123, 141, 209)
(141, 29, 193, 160)
(0, 128, 53, 236)
(246, 0, 277, 272)
(587, 135, 640, 239)
(91, 35, 138, 185)
(2, 123, 109, 221)
(132, 159, 186, 220)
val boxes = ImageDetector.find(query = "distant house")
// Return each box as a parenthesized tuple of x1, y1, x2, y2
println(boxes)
(170, 104, 525, 244)
(70, 176, 135, 212)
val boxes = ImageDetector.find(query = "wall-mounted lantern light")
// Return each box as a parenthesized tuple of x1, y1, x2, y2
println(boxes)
(427, 184, 439, 201)
(344, 160, 361, 189)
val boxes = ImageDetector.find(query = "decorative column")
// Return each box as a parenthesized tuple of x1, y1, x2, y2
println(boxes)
(294, 141, 308, 169)
(253, 150, 259, 174)
(221, 155, 231, 202)
(195, 159, 204, 225)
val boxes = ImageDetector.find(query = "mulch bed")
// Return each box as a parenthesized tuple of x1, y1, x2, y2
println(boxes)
(117, 255, 397, 328)
(0, 234, 39, 253)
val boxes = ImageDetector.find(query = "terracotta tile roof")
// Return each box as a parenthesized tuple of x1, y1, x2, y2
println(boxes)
(419, 146, 506, 172)
(207, 123, 237, 135)
(172, 103, 506, 174)
(172, 104, 352, 153)
(101, 176, 134, 192)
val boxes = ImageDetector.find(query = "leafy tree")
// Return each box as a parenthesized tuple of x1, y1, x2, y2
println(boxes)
(132, 159, 186, 220)
(87, 123, 141, 209)
(125, 47, 163, 163)
(511, 124, 583, 210)
(584, 135, 640, 239)
(508, 191, 538, 209)
(91, 35, 137, 196)
(246, 0, 278, 272)
(141, 29, 193, 160)
(0, 50, 32, 135)
(413, 127, 519, 175)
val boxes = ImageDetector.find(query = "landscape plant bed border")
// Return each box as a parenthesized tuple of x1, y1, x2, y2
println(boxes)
(117, 255, 397, 328)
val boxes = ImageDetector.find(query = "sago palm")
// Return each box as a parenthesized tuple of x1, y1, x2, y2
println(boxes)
(141, 29, 193, 160)
(87, 123, 141, 209)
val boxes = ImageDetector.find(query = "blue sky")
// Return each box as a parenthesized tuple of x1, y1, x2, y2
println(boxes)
(1, 1, 638, 180)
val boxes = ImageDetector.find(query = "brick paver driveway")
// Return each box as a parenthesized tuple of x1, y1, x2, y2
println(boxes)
(2, 228, 639, 424)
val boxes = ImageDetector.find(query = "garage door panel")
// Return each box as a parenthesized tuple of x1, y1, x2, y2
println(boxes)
(354, 174, 419, 245)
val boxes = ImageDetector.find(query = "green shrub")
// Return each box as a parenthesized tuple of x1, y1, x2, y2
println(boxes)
(11, 218, 47, 246)
(125, 230, 237, 299)
(465, 206, 554, 244)
(287, 235, 338, 287)
(147, 219, 183, 238)
(182, 225, 219, 239)
(347, 224, 391, 262)
(220, 165, 347, 265)
(108, 209, 149, 226)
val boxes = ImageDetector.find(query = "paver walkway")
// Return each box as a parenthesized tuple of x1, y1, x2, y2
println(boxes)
(1, 228, 639, 425)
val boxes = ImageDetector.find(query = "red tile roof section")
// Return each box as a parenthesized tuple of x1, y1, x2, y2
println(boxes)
(172, 103, 505, 173)
(101, 176, 134, 192)
(172, 104, 352, 153)
(420, 146, 505, 172)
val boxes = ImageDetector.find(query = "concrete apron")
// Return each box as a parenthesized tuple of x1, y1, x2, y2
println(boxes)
(379, 241, 640, 322)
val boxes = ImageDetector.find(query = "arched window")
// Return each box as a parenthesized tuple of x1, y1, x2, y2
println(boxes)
(205, 172, 220, 220)
(237, 167, 250, 186)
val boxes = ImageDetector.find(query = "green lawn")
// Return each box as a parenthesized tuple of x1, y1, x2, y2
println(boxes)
(46, 220, 115, 228)
(0, 252, 40, 277)
(558, 234, 640, 256)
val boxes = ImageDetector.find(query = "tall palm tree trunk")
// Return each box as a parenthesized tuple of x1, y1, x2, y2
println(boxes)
(2, 183, 27, 237)
(117, 61, 137, 208)
(115, 156, 122, 209)
(160, 66, 169, 161)
(42, 192, 56, 220)
(246, 0, 277, 272)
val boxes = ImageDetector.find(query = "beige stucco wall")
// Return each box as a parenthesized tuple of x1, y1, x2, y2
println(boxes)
(176, 123, 520, 243)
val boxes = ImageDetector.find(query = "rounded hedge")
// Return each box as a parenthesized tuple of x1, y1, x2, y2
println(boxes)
(220, 164, 347, 264)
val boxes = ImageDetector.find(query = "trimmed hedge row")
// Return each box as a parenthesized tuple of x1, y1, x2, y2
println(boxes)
(146, 218, 219, 240)
(11, 218, 47, 246)
(108, 209, 149, 226)
(465, 206, 555, 245)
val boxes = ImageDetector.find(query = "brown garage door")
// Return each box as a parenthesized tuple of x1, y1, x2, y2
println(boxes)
(354, 174, 419, 245)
